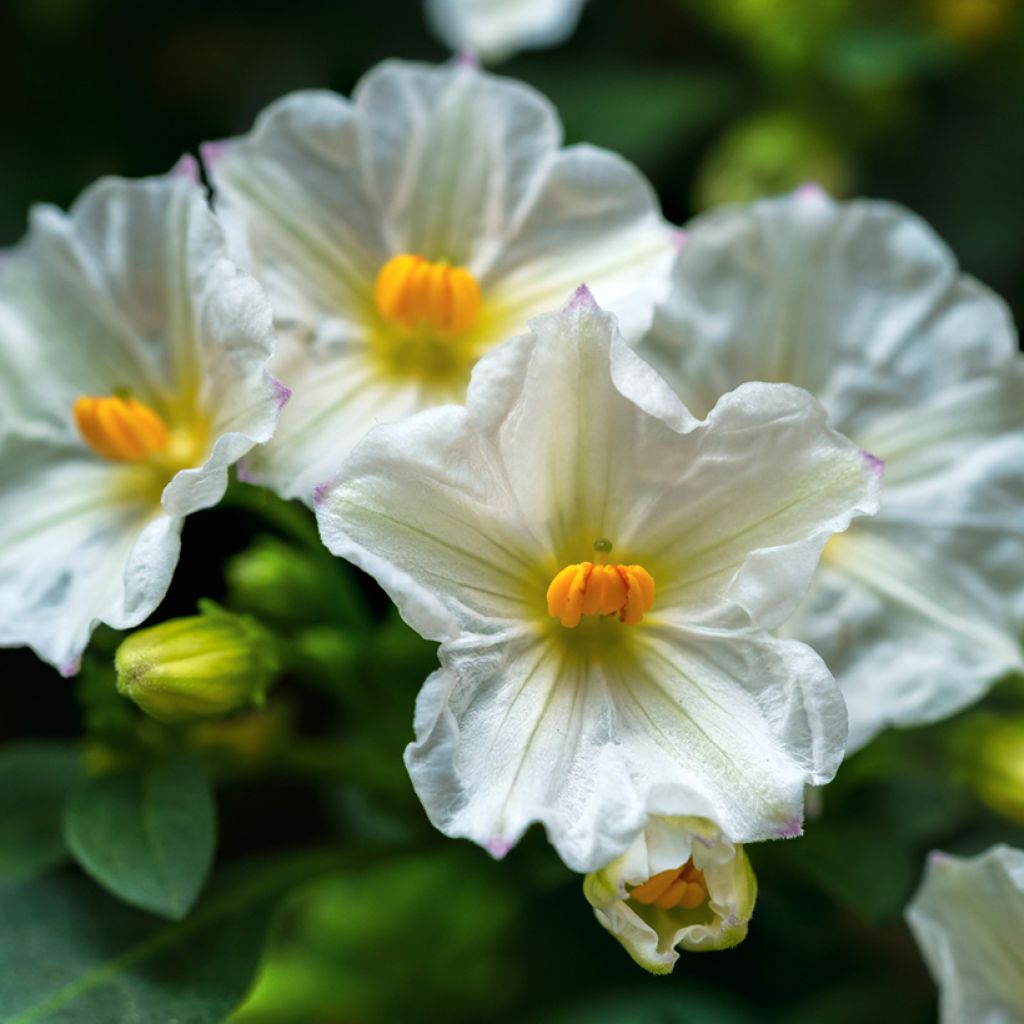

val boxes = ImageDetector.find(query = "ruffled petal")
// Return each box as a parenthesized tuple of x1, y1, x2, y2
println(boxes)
(906, 846, 1024, 1023)
(205, 90, 386, 334)
(0, 169, 281, 666)
(406, 619, 844, 872)
(481, 145, 674, 342)
(787, 359, 1024, 752)
(0, 434, 182, 673)
(643, 190, 1018, 430)
(643, 190, 1024, 744)
(322, 294, 862, 867)
(425, 0, 587, 62)
(354, 60, 561, 268)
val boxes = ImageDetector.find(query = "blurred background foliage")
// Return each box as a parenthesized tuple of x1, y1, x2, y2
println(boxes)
(1, 0, 1024, 1021)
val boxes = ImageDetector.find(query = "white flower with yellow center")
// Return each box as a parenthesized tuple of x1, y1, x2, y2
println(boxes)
(906, 845, 1024, 1023)
(314, 289, 880, 871)
(0, 163, 284, 674)
(584, 816, 757, 975)
(641, 189, 1024, 752)
(425, 0, 588, 63)
(204, 58, 674, 503)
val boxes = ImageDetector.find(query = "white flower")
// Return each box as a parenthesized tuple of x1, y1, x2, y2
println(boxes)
(0, 161, 284, 675)
(204, 58, 674, 503)
(906, 845, 1024, 1023)
(584, 816, 757, 975)
(640, 188, 1024, 752)
(314, 289, 880, 872)
(425, 0, 587, 63)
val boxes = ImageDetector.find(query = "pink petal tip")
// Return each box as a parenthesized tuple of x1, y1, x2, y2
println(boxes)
(455, 51, 480, 70)
(200, 140, 229, 173)
(172, 154, 200, 184)
(861, 450, 885, 480)
(794, 182, 829, 205)
(777, 816, 803, 839)
(60, 657, 81, 678)
(485, 836, 513, 860)
(567, 283, 597, 310)
(272, 378, 292, 410)
(312, 481, 332, 507)
(235, 460, 257, 485)
(671, 228, 689, 252)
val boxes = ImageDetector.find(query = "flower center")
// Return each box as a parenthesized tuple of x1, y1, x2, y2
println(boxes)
(374, 253, 482, 336)
(74, 395, 169, 462)
(546, 561, 655, 628)
(629, 860, 708, 911)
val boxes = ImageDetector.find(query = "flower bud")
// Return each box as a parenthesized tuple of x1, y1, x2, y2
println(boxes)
(226, 535, 367, 629)
(115, 603, 279, 725)
(962, 714, 1024, 825)
(583, 816, 757, 974)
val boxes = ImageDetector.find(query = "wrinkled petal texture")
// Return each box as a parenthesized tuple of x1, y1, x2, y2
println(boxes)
(906, 846, 1024, 1024)
(425, 0, 587, 63)
(207, 60, 673, 501)
(642, 190, 1024, 751)
(317, 296, 877, 871)
(0, 170, 281, 670)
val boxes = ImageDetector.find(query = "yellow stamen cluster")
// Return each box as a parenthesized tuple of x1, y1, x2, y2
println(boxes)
(546, 562, 655, 628)
(630, 860, 709, 911)
(374, 253, 482, 336)
(74, 395, 169, 462)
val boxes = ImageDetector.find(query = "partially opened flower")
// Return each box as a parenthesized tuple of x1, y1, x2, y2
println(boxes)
(425, 0, 588, 63)
(641, 189, 1024, 752)
(906, 845, 1024, 1023)
(0, 164, 283, 674)
(584, 816, 756, 974)
(315, 290, 880, 871)
(205, 58, 674, 503)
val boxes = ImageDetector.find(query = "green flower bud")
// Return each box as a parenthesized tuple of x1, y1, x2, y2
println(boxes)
(115, 603, 280, 725)
(226, 535, 367, 629)
(583, 816, 757, 974)
(963, 715, 1024, 825)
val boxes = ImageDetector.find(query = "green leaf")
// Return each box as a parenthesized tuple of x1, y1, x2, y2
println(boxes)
(0, 851, 345, 1024)
(63, 752, 216, 919)
(0, 743, 82, 886)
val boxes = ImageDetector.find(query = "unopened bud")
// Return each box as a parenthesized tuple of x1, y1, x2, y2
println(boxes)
(115, 603, 279, 724)
(963, 715, 1024, 825)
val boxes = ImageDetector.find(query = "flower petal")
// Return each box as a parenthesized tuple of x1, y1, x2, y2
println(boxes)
(906, 846, 1024, 1023)
(0, 434, 182, 672)
(787, 372, 1024, 751)
(354, 60, 561, 268)
(406, 620, 845, 872)
(642, 191, 1017, 428)
(206, 90, 386, 331)
(481, 145, 675, 342)
(425, 0, 587, 63)
(643, 190, 1024, 745)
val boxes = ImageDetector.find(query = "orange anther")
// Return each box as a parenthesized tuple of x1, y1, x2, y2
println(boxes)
(74, 395, 169, 462)
(374, 253, 482, 335)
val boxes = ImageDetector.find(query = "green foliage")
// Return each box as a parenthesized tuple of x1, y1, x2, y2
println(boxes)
(0, 852, 344, 1024)
(63, 753, 216, 920)
(0, 743, 82, 886)
(234, 849, 521, 1023)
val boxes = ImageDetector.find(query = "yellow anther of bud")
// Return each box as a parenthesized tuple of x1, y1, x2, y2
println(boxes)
(74, 395, 169, 462)
(629, 860, 709, 911)
(546, 562, 655, 628)
(374, 253, 482, 336)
